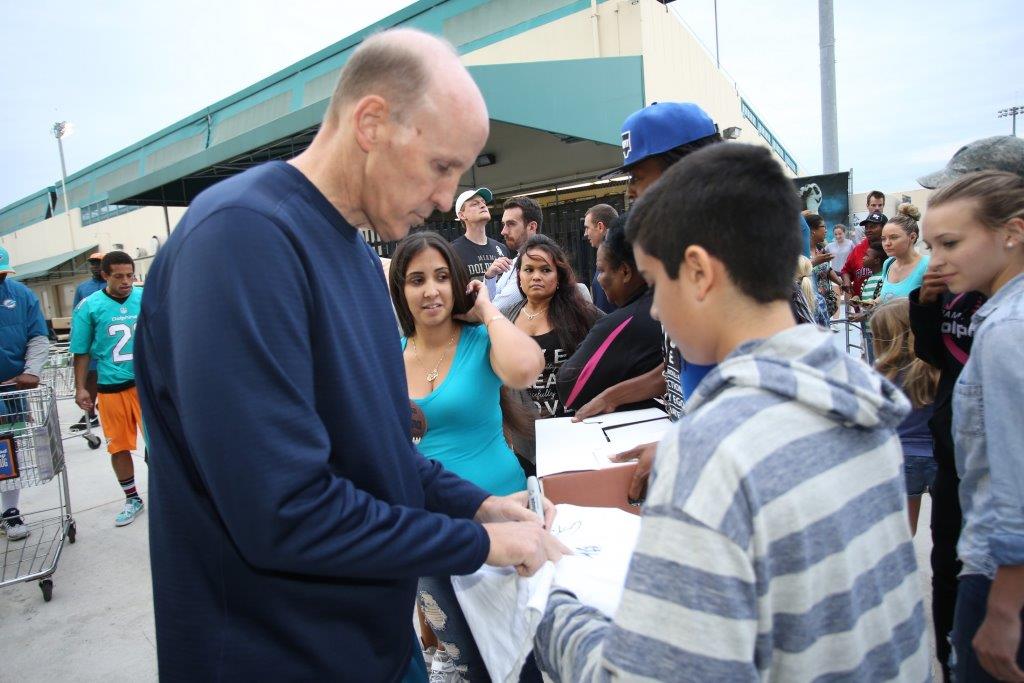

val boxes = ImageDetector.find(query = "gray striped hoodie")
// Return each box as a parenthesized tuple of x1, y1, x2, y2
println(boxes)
(535, 325, 931, 681)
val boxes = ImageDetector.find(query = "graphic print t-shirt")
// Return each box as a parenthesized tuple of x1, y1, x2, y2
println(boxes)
(662, 331, 685, 420)
(451, 236, 509, 281)
(530, 329, 569, 418)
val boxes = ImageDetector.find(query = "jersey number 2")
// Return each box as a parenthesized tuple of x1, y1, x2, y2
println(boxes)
(108, 324, 134, 362)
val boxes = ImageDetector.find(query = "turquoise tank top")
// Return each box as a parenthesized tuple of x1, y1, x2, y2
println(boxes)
(879, 255, 930, 302)
(403, 323, 526, 496)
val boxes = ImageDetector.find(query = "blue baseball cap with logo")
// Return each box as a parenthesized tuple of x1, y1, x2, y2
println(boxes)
(611, 102, 718, 176)
(0, 247, 15, 275)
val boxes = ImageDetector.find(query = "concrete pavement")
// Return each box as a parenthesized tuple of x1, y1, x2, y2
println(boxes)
(0, 397, 155, 681)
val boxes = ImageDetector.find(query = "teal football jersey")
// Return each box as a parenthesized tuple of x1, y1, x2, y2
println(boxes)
(70, 287, 143, 386)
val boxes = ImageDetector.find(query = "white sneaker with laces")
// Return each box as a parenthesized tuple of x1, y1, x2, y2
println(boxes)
(428, 649, 468, 683)
(1, 507, 29, 541)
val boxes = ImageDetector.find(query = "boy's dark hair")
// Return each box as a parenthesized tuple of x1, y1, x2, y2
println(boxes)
(601, 217, 637, 273)
(101, 250, 135, 275)
(625, 143, 801, 303)
(866, 190, 886, 206)
(503, 196, 543, 232)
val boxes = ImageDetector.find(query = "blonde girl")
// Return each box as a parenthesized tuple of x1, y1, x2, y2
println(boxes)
(879, 203, 930, 302)
(870, 298, 939, 536)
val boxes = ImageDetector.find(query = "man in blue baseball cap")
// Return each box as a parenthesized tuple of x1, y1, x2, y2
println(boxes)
(574, 102, 722, 501)
(610, 101, 722, 201)
(0, 246, 50, 542)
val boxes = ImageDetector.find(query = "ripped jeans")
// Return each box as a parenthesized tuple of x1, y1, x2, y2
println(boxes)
(418, 576, 487, 679)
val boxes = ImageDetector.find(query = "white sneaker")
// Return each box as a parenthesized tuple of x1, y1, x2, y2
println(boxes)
(1, 507, 29, 541)
(429, 649, 468, 683)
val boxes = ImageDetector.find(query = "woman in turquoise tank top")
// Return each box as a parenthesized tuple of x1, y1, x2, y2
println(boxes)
(879, 203, 930, 302)
(389, 231, 544, 679)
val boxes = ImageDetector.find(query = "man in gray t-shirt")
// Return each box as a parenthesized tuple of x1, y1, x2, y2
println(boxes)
(449, 187, 509, 281)
(825, 224, 854, 271)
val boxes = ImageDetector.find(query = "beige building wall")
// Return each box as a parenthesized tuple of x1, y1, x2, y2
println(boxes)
(637, 1, 738, 128)
(461, 0, 642, 66)
(77, 206, 186, 261)
(462, 0, 794, 175)
(1, 205, 185, 320)
(0, 210, 82, 266)
(1, 206, 185, 269)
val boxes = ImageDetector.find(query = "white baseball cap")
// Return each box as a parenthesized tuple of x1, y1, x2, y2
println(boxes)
(454, 187, 493, 217)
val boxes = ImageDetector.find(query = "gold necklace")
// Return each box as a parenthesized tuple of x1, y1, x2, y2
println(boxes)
(523, 304, 548, 321)
(410, 334, 455, 384)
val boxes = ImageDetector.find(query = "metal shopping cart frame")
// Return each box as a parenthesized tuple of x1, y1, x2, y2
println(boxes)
(41, 347, 102, 451)
(832, 295, 875, 364)
(0, 385, 75, 602)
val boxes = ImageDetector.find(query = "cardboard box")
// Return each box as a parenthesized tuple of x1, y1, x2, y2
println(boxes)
(541, 463, 641, 515)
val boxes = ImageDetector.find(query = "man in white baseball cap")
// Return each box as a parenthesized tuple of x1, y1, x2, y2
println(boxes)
(450, 186, 509, 281)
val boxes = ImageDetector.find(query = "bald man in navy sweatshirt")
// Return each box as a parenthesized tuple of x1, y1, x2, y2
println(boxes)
(136, 29, 564, 682)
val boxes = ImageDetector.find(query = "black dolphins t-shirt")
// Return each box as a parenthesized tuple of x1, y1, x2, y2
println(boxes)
(451, 236, 509, 281)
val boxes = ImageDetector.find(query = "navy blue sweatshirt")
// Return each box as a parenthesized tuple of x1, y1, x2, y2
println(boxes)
(136, 161, 491, 681)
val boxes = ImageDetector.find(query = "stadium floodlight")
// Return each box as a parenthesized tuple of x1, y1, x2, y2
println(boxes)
(52, 121, 73, 215)
(997, 106, 1022, 136)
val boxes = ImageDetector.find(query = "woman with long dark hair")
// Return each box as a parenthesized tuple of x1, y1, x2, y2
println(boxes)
(502, 234, 602, 419)
(389, 230, 544, 679)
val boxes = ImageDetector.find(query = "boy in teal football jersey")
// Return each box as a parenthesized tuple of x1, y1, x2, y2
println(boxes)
(71, 251, 146, 527)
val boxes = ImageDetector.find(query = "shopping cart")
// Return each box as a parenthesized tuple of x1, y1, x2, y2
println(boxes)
(0, 385, 75, 602)
(832, 296, 875, 364)
(40, 347, 102, 450)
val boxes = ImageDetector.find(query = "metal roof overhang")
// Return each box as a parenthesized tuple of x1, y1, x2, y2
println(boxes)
(12, 245, 98, 282)
(109, 56, 643, 206)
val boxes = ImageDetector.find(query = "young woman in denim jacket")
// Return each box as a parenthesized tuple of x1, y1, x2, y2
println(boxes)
(924, 170, 1024, 682)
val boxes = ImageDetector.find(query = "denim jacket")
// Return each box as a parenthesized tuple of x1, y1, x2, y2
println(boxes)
(954, 273, 1024, 577)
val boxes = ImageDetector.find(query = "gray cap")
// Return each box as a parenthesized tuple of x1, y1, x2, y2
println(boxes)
(918, 136, 1024, 188)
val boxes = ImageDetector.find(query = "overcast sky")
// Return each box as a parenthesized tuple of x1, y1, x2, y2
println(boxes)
(1, 0, 1021, 209)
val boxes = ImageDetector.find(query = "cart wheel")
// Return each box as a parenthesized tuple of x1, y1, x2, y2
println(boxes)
(67, 522, 77, 544)
(86, 435, 102, 450)
(39, 579, 53, 602)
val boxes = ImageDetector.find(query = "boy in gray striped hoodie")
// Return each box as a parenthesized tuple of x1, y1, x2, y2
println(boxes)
(535, 144, 931, 681)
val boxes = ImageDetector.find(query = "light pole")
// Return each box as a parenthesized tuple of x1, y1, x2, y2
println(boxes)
(998, 106, 1022, 136)
(819, 0, 839, 173)
(52, 121, 75, 245)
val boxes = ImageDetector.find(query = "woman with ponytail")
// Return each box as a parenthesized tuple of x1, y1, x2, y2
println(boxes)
(879, 203, 930, 301)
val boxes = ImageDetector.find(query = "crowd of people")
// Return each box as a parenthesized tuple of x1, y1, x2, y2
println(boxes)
(3, 26, 1023, 683)
(0, 248, 147, 538)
